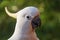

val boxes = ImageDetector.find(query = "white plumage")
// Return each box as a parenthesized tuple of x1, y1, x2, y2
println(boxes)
(5, 6, 40, 40)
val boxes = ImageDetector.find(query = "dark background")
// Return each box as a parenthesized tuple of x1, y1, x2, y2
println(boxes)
(0, 0, 60, 40)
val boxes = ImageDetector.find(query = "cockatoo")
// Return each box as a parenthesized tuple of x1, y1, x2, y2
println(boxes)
(5, 6, 41, 40)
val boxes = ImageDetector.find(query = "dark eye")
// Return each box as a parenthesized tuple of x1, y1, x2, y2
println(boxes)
(27, 16, 29, 19)
(26, 16, 31, 20)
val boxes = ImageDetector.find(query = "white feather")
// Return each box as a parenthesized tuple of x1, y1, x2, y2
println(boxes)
(6, 6, 40, 40)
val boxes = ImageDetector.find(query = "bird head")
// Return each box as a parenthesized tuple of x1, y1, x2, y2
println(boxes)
(5, 6, 41, 30)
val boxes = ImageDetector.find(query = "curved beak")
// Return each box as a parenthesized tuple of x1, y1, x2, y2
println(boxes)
(31, 16, 41, 29)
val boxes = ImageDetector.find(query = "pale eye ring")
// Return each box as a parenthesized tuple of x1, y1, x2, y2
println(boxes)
(27, 16, 29, 19)
(26, 16, 31, 20)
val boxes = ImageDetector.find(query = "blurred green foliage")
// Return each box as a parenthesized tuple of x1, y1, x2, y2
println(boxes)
(0, 0, 60, 40)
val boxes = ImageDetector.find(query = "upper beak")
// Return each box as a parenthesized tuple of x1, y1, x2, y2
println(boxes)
(31, 16, 41, 29)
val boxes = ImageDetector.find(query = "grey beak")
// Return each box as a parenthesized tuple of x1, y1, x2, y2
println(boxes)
(31, 16, 41, 29)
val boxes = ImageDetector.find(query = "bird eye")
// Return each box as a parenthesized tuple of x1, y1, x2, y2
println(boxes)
(26, 16, 31, 20)
(27, 16, 29, 19)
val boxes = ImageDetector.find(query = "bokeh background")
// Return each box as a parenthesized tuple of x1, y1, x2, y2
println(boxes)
(0, 0, 60, 40)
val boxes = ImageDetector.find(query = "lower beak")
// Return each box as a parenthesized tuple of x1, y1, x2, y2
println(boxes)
(31, 16, 41, 29)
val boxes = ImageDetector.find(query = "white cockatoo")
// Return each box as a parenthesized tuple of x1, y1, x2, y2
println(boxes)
(5, 6, 41, 40)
